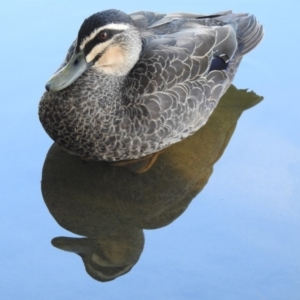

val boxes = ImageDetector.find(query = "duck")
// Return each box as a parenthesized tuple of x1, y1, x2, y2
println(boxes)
(39, 9, 263, 168)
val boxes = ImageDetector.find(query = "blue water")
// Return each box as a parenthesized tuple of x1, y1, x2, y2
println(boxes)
(1, 1, 300, 299)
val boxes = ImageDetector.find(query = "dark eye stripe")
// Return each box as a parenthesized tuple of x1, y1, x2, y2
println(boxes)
(83, 29, 123, 56)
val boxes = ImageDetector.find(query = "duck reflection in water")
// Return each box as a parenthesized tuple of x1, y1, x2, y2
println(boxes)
(41, 85, 263, 282)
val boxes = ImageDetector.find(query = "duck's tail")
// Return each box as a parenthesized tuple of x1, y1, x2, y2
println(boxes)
(216, 12, 264, 55)
(236, 14, 264, 55)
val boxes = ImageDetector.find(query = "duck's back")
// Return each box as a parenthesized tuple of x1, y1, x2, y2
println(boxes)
(130, 11, 263, 55)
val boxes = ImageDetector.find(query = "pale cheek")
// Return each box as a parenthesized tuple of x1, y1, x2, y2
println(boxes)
(95, 46, 125, 67)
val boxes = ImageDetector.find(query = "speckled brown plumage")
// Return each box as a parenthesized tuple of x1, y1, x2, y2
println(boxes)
(39, 10, 263, 161)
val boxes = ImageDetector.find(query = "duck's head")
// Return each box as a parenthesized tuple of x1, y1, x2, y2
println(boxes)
(45, 9, 142, 92)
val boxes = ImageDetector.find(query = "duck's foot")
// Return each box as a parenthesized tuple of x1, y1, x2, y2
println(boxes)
(112, 151, 163, 174)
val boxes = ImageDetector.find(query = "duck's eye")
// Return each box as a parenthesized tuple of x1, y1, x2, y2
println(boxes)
(98, 31, 108, 41)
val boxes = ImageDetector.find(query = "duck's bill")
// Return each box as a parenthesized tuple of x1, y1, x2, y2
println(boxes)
(45, 51, 92, 92)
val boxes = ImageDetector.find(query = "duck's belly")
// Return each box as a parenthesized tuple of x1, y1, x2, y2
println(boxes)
(38, 92, 170, 161)
(38, 104, 208, 162)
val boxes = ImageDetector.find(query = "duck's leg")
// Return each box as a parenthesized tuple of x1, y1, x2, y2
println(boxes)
(112, 151, 163, 174)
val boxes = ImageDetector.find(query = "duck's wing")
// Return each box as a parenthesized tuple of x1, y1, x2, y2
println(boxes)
(128, 11, 243, 89)
(125, 12, 262, 144)
(125, 30, 232, 142)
